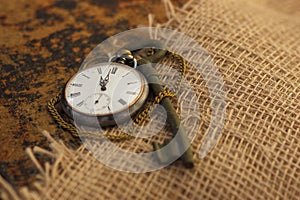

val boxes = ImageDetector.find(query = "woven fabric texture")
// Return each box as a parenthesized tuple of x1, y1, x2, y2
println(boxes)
(1, 0, 299, 199)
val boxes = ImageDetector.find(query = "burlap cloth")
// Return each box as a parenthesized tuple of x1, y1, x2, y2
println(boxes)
(1, 0, 299, 199)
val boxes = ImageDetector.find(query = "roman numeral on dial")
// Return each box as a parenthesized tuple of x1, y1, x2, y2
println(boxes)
(71, 83, 83, 87)
(118, 98, 127, 105)
(76, 100, 84, 107)
(126, 91, 137, 95)
(111, 67, 118, 74)
(82, 74, 90, 79)
(127, 81, 137, 85)
(122, 71, 131, 77)
(70, 92, 81, 98)
(97, 67, 102, 74)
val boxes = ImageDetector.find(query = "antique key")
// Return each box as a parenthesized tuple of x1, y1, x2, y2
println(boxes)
(122, 40, 194, 168)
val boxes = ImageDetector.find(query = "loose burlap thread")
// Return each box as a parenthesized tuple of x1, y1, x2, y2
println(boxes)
(1, 0, 299, 199)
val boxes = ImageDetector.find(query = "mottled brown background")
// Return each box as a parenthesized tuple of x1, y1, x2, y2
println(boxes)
(0, 0, 187, 189)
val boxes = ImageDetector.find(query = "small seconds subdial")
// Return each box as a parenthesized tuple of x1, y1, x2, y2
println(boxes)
(84, 93, 111, 114)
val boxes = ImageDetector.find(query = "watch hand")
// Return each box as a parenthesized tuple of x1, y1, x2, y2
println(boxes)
(100, 76, 105, 87)
(94, 93, 103, 104)
(104, 69, 111, 83)
(100, 69, 111, 91)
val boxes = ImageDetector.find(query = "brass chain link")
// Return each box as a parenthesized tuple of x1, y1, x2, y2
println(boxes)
(47, 51, 186, 141)
(133, 87, 175, 124)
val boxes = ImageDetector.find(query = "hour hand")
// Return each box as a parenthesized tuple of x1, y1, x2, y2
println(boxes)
(100, 69, 111, 91)
(100, 76, 107, 91)
(99, 76, 105, 87)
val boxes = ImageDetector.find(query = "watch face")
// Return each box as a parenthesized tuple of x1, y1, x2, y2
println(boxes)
(64, 62, 147, 117)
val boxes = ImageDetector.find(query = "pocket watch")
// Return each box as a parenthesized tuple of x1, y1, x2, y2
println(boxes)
(48, 41, 194, 168)
(60, 61, 149, 128)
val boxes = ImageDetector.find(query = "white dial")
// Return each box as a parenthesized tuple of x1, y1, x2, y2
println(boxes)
(64, 62, 148, 118)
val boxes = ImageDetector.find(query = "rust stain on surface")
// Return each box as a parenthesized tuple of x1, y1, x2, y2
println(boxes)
(0, 0, 188, 188)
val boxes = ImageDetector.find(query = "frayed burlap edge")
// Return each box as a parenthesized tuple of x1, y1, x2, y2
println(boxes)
(0, 1, 196, 199)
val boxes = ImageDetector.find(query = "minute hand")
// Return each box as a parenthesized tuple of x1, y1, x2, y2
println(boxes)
(104, 69, 111, 83)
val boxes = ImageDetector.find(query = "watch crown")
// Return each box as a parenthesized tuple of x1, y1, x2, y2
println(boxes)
(109, 49, 137, 68)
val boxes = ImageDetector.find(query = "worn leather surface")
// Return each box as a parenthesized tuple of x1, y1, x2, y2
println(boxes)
(0, 0, 187, 188)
